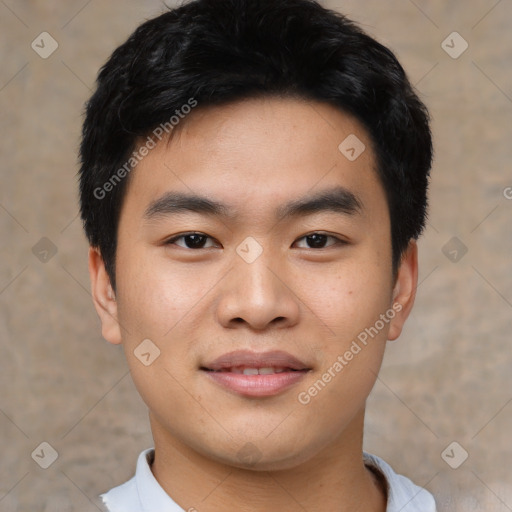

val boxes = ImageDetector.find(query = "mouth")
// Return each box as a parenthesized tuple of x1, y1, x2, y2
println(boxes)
(202, 366, 304, 375)
(200, 350, 312, 398)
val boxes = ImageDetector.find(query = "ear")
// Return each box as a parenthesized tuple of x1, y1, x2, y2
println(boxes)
(88, 247, 122, 345)
(387, 240, 418, 341)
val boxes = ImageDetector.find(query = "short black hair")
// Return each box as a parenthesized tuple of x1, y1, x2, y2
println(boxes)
(79, 0, 432, 291)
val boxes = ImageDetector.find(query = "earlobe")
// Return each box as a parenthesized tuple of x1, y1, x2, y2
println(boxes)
(387, 241, 418, 341)
(88, 247, 122, 345)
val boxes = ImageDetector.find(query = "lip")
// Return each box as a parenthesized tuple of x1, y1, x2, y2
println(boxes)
(200, 350, 312, 398)
(202, 350, 311, 371)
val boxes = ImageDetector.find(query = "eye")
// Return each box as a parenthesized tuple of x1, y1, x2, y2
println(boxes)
(164, 232, 345, 250)
(294, 233, 345, 249)
(165, 232, 219, 249)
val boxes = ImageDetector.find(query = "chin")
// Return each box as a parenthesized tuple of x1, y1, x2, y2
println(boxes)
(203, 438, 319, 472)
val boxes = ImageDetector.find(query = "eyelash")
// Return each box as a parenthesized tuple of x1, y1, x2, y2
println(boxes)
(164, 232, 347, 250)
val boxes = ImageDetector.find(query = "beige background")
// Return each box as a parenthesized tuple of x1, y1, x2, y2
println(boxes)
(1, 1, 511, 510)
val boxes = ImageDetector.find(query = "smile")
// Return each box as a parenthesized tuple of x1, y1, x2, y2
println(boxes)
(200, 350, 312, 398)
(201, 367, 310, 397)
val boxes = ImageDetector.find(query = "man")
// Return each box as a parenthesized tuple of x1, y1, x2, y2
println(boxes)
(79, 0, 436, 510)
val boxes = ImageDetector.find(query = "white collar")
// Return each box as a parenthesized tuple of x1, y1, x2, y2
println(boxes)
(101, 448, 436, 512)
(101, 448, 183, 512)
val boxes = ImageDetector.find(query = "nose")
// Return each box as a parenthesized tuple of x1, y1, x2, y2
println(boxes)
(216, 249, 300, 331)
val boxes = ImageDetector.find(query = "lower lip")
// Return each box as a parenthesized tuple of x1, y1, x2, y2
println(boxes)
(202, 370, 309, 397)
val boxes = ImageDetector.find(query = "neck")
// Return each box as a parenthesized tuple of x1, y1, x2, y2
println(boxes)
(149, 409, 387, 512)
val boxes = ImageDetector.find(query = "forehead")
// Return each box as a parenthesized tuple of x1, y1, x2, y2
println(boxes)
(120, 96, 386, 223)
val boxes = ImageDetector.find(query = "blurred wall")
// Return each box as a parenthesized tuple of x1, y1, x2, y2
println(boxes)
(1, 1, 511, 510)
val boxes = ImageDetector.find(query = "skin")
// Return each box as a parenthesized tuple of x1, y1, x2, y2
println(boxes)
(89, 97, 418, 512)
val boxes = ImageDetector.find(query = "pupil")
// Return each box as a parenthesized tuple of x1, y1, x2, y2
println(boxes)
(186, 234, 206, 248)
(307, 234, 327, 248)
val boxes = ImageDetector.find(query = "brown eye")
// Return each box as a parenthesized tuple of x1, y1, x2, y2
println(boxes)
(165, 233, 218, 249)
(294, 233, 343, 249)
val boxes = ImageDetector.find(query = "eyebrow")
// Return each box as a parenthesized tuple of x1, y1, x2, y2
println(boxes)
(143, 186, 363, 223)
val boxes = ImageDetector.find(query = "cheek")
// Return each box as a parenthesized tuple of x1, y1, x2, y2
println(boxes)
(297, 263, 393, 341)
(115, 251, 215, 394)
(116, 250, 208, 337)
(116, 255, 201, 415)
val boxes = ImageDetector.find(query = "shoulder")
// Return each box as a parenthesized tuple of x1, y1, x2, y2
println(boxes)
(363, 452, 437, 512)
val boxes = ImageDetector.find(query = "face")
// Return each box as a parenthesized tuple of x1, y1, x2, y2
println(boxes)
(89, 97, 417, 471)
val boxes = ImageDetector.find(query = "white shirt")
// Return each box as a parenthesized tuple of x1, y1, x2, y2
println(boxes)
(101, 448, 437, 512)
